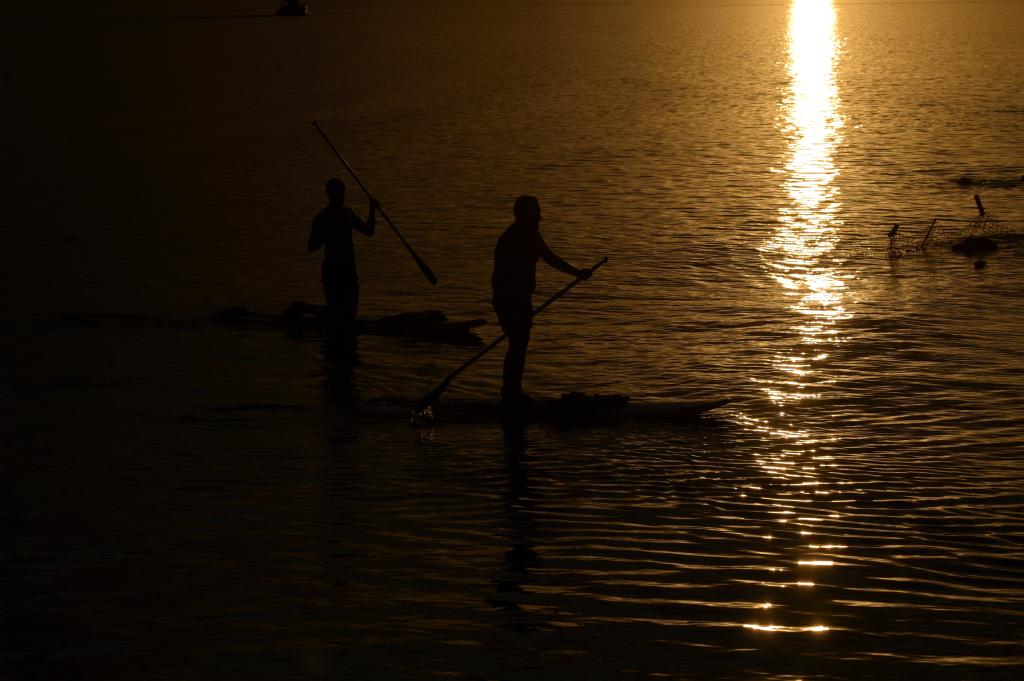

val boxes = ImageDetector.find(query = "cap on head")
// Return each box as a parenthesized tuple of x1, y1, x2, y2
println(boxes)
(513, 194, 541, 223)
(326, 177, 346, 200)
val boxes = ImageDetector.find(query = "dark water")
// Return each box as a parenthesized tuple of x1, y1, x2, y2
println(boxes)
(3, 1, 1024, 679)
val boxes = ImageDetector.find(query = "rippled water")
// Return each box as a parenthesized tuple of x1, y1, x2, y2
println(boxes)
(3, 1, 1024, 679)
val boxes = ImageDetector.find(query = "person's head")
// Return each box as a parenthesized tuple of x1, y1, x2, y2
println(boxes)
(326, 177, 346, 203)
(513, 194, 541, 227)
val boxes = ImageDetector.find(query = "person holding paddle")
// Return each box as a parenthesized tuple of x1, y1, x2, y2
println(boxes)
(492, 195, 594, 407)
(308, 177, 379, 331)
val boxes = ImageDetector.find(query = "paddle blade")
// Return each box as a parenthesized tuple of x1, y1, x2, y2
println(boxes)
(410, 404, 437, 427)
(413, 251, 438, 286)
(414, 384, 446, 415)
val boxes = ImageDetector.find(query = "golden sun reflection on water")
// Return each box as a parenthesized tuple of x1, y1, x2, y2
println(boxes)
(746, 0, 846, 636)
(757, 0, 848, 409)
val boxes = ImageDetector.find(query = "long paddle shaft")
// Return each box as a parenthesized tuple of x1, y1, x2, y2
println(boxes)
(312, 121, 438, 286)
(415, 257, 609, 414)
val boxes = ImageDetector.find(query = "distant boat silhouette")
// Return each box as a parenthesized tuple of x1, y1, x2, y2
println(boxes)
(955, 175, 1023, 188)
(275, 1, 308, 16)
(951, 235, 998, 255)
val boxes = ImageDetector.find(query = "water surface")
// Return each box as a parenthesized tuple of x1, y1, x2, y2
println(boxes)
(3, 1, 1024, 679)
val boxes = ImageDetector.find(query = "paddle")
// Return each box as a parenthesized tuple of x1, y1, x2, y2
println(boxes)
(414, 256, 609, 416)
(312, 121, 438, 286)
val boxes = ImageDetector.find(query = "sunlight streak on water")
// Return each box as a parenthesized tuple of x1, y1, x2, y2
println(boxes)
(759, 0, 847, 409)
(746, 0, 848, 638)
(744, 624, 831, 633)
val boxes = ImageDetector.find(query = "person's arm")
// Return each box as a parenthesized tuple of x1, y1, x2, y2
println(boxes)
(308, 212, 325, 252)
(354, 199, 379, 237)
(539, 236, 592, 279)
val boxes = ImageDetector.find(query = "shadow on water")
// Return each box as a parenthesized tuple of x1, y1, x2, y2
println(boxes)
(487, 424, 543, 631)
(321, 333, 360, 403)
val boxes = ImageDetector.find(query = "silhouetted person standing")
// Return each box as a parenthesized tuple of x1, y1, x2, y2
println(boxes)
(491, 195, 592, 407)
(308, 178, 378, 332)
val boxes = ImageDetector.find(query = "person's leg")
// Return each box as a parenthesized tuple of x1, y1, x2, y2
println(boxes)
(336, 283, 358, 330)
(323, 267, 352, 326)
(334, 284, 359, 362)
(494, 294, 533, 404)
(322, 266, 336, 313)
(323, 269, 358, 363)
(502, 325, 531, 402)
